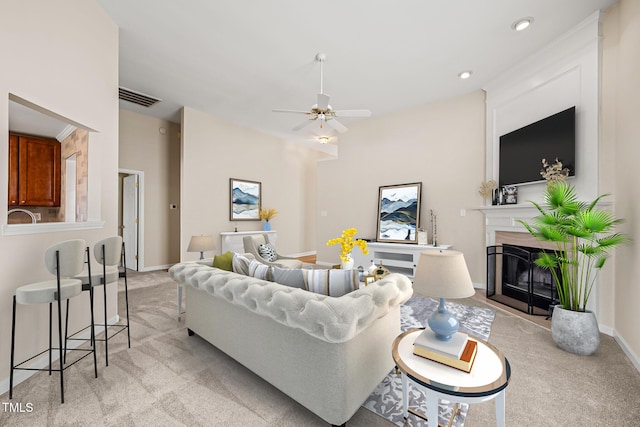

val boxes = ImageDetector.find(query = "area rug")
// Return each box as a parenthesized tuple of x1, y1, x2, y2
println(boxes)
(362, 295, 496, 426)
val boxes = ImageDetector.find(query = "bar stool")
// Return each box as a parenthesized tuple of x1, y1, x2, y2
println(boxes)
(9, 239, 98, 404)
(67, 236, 130, 366)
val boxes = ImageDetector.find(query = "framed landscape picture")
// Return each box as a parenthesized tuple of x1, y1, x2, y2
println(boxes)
(376, 182, 422, 244)
(230, 178, 261, 221)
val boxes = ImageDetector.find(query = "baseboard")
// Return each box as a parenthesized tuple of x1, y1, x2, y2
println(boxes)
(0, 314, 120, 396)
(139, 264, 172, 272)
(614, 331, 640, 374)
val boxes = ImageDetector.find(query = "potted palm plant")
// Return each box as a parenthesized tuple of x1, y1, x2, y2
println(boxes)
(518, 181, 629, 355)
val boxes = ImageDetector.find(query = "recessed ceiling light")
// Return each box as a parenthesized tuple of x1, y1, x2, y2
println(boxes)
(318, 136, 330, 144)
(458, 71, 472, 80)
(512, 17, 533, 31)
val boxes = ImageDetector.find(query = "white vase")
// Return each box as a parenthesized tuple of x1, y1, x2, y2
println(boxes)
(341, 253, 354, 270)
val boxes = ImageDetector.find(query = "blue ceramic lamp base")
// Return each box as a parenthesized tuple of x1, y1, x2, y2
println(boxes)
(427, 298, 460, 341)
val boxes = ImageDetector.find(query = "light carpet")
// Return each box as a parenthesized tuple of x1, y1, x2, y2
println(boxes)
(362, 295, 495, 427)
(3, 271, 639, 426)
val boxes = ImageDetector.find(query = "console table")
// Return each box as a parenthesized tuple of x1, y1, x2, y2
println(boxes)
(351, 242, 451, 280)
(220, 230, 277, 254)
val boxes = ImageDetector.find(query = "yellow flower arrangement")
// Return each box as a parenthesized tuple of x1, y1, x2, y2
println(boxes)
(259, 208, 278, 221)
(326, 228, 369, 263)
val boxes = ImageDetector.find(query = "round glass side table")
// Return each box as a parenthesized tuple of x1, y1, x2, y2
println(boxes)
(392, 328, 511, 427)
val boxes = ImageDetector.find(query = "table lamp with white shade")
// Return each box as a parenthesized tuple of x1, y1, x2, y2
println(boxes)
(412, 250, 475, 341)
(187, 235, 216, 260)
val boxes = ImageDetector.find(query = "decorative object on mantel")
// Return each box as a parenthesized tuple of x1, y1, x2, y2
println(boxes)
(518, 181, 630, 355)
(412, 250, 475, 341)
(327, 228, 369, 270)
(259, 207, 278, 231)
(187, 235, 216, 260)
(376, 182, 421, 244)
(417, 228, 428, 245)
(501, 185, 518, 204)
(540, 157, 570, 187)
(229, 178, 261, 221)
(430, 210, 437, 247)
(478, 179, 498, 204)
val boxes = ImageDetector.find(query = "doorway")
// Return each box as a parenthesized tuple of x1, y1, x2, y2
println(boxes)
(119, 169, 144, 271)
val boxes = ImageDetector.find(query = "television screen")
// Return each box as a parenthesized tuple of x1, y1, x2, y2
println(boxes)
(499, 106, 575, 187)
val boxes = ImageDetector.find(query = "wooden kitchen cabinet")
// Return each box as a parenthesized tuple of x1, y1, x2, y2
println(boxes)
(8, 133, 61, 207)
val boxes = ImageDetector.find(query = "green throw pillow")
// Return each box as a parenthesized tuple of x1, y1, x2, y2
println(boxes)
(213, 251, 234, 271)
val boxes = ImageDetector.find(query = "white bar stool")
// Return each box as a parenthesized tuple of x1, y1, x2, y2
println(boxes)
(67, 236, 130, 366)
(9, 239, 98, 404)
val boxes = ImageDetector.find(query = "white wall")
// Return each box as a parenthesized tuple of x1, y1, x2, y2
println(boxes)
(180, 107, 319, 261)
(119, 110, 181, 269)
(0, 1, 119, 391)
(484, 12, 601, 204)
(602, 0, 640, 368)
(316, 91, 487, 284)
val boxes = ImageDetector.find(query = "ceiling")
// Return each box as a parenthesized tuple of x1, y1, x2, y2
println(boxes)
(22, 1, 619, 145)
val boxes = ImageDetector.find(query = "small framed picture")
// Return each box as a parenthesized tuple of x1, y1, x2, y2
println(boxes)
(364, 275, 376, 286)
(501, 185, 518, 204)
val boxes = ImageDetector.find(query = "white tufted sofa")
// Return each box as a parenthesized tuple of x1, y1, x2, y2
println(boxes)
(168, 262, 412, 426)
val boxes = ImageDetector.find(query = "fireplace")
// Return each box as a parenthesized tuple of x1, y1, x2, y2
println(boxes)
(487, 244, 558, 316)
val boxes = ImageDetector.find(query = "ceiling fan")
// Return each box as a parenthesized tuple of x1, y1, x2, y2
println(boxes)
(273, 53, 372, 133)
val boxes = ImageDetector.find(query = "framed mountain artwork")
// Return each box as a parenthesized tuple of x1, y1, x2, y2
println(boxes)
(376, 182, 422, 244)
(230, 178, 261, 221)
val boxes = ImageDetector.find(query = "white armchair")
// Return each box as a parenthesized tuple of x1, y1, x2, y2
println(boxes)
(242, 234, 303, 269)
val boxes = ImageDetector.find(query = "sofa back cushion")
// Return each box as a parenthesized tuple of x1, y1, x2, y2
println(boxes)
(302, 269, 359, 297)
(271, 266, 305, 289)
(248, 259, 271, 281)
(232, 253, 254, 275)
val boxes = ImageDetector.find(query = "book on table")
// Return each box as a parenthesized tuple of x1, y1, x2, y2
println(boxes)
(413, 329, 469, 358)
(412, 329, 478, 373)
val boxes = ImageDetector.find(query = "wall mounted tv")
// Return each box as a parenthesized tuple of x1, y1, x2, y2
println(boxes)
(499, 106, 576, 187)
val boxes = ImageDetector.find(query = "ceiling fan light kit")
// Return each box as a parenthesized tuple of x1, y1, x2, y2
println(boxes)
(273, 52, 371, 136)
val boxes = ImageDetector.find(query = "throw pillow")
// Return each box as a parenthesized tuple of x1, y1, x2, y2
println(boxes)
(270, 266, 305, 289)
(258, 243, 278, 262)
(248, 259, 271, 281)
(232, 253, 253, 276)
(213, 251, 233, 271)
(302, 269, 359, 297)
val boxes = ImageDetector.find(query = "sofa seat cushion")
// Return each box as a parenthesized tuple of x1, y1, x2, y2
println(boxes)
(168, 263, 413, 343)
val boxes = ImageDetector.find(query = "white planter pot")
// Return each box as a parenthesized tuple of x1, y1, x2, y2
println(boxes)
(551, 306, 600, 355)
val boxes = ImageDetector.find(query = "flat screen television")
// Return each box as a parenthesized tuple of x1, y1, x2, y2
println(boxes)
(499, 106, 576, 187)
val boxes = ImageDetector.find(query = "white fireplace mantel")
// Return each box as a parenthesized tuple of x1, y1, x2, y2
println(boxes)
(477, 199, 613, 247)
(476, 205, 539, 247)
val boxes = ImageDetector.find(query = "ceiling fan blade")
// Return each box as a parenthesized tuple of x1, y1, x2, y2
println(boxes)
(317, 93, 330, 111)
(325, 118, 348, 133)
(292, 119, 316, 131)
(273, 109, 312, 115)
(333, 109, 372, 117)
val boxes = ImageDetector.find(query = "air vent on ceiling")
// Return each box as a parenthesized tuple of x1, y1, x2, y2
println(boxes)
(118, 87, 162, 107)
